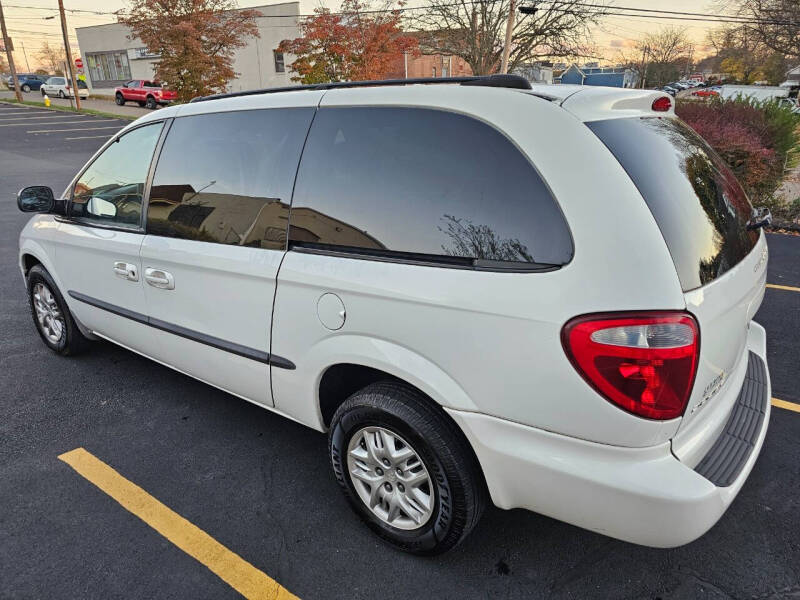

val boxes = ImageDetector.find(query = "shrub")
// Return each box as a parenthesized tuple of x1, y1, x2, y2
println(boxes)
(676, 97, 800, 205)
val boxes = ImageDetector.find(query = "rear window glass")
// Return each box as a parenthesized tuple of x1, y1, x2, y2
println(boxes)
(588, 117, 758, 290)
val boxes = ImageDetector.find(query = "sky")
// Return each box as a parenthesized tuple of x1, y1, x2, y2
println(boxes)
(2, 0, 722, 72)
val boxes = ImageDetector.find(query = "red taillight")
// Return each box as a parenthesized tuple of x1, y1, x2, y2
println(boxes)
(562, 312, 699, 420)
(652, 96, 671, 112)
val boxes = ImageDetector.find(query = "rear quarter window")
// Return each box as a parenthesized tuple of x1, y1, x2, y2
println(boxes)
(289, 106, 573, 269)
(587, 117, 758, 290)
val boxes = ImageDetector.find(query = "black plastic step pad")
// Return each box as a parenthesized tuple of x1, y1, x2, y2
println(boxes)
(694, 352, 768, 487)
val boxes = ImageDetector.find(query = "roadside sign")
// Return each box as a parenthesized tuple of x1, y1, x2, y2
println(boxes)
(75, 58, 83, 69)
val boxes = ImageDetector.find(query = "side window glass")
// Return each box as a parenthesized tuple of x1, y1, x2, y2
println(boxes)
(290, 107, 573, 267)
(147, 108, 314, 249)
(71, 122, 164, 228)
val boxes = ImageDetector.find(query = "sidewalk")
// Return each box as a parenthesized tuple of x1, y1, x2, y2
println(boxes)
(0, 90, 161, 119)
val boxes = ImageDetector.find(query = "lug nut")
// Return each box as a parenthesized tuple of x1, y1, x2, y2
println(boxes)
(382, 459, 391, 467)
(397, 483, 405, 492)
(396, 468, 403, 476)
(384, 482, 392, 491)
(375, 467, 383, 476)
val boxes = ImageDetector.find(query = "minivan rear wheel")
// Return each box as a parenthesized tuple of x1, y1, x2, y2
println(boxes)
(329, 382, 486, 554)
(27, 265, 89, 355)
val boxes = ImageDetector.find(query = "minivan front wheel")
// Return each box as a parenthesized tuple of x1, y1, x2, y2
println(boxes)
(27, 265, 88, 355)
(329, 382, 486, 554)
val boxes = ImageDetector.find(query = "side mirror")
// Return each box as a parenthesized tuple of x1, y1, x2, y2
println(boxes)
(86, 196, 117, 218)
(747, 206, 772, 231)
(17, 186, 55, 213)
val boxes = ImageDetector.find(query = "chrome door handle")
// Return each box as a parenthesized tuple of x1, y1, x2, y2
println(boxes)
(113, 261, 138, 281)
(144, 267, 175, 290)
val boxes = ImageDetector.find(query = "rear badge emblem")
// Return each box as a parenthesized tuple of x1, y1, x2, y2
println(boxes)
(754, 246, 768, 273)
(693, 371, 726, 414)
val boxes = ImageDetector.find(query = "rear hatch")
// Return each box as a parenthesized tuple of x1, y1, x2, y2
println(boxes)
(586, 116, 766, 435)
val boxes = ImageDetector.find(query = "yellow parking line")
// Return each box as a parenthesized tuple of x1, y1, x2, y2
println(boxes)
(766, 283, 800, 293)
(772, 398, 800, 413)
(58, 448, 297, 600)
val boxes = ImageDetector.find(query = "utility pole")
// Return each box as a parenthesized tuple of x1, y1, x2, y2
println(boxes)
(0, 0, 23, 103)
(500, 0, 516, 74)
(20, 39, 29, 71)
(57, 0, 80, 110)
(640, 44, 650, 89)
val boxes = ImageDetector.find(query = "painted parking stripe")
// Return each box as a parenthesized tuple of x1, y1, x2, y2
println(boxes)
(0, 114, 93, 121)
(65, 135, 115, 140)
(772, 398, 800, 413)
(27, 126, 124, 134)
(766, 283, 800, 293)
(58, 448, 297, 600)
(0, 120, 93, 127)
(1, 119, 119, 128)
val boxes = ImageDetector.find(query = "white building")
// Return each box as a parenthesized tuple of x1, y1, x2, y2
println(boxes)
(75, 2, 299, 94)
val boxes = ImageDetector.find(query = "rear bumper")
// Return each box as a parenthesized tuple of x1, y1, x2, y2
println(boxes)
(447, 325, 770, 548)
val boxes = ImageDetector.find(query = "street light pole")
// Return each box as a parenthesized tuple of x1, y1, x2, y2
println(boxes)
(500, 0, 516, 74)
(0, 0, 23, 103)
(57, 0, 80, 110)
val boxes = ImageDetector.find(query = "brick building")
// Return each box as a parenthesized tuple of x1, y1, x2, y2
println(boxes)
(397, 53, 473, 79)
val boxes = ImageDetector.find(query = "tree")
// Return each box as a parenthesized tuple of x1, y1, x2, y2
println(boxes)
(36, 41, 66, 75)
(119, 0, 261, 102)
(704, 24, 788, 84)
(278, 0, 418, 84)
(617, 27, 694, 88)
(734, 0, 800, 61)
(411, 0, 609, 75)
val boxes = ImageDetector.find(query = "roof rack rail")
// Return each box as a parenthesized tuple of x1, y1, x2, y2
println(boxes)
(190, 74, 532, 103)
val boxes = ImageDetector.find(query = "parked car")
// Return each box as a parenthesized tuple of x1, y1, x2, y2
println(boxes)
(16, 76, 772, 555)
(114, 80, 177, 109)
(7, 73, 48, 92)
(662, 86, 679, 96)
(40, 76, 89, 99)
(692, 87, 720, 98)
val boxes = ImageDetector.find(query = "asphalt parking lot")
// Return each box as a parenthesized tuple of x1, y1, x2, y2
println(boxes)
(1, 100, 799, 600)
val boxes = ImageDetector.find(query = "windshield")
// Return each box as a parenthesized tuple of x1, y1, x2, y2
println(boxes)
(588, 117, 758, 291)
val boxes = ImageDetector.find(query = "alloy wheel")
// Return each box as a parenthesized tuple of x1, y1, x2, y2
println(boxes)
(346, 426, 435, 530)
(32, 282, 65, 344)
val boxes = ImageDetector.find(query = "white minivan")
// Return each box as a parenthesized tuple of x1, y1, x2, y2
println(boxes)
(40, 76, 89, 99)
(17, 75, 772, 555)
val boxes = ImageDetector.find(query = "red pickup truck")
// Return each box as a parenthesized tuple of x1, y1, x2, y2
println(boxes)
(114, 80, 177, 109)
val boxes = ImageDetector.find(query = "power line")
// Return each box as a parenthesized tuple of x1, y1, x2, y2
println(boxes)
(3, 0, 796, 27)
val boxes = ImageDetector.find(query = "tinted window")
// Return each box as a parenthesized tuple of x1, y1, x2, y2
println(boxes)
(588, 117, 758, 290)
(147, 108, 314, 249)
(290, 107, 572, 268)
(71, 122, 164, 228)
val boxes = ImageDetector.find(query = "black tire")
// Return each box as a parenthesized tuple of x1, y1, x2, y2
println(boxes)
(329, 381, 486, 555)
(145, 96, 157, 109)
(115, 93, 125, 106)
(58, 90, 65, 99)
(26, 265, 89, 356)
(22, 84, 30, 92)
(41, 88, 46, 96)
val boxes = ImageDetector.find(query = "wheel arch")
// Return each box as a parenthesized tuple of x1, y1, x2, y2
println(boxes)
(18, 237, 66, 297)
(318, 361, 490, 497)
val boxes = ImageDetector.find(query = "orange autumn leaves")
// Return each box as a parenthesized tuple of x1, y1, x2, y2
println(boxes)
(278, 0, 418, 84)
